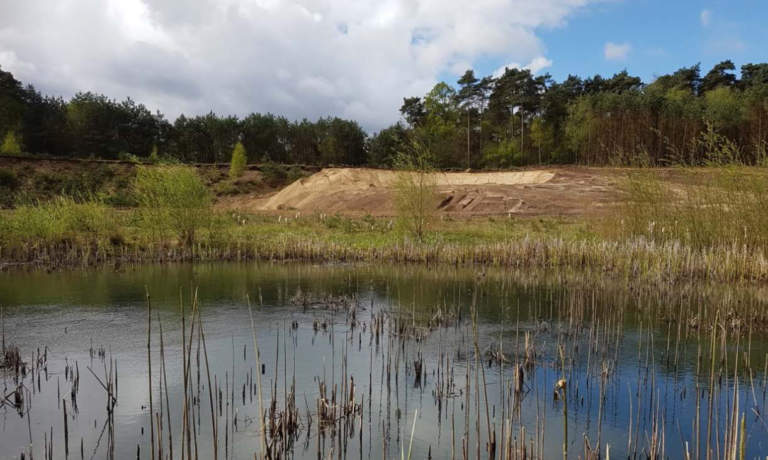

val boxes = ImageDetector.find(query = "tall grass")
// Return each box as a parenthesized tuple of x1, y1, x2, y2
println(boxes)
(617, 167, 768, 249)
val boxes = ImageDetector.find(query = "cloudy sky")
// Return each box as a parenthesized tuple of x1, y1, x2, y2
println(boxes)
(1, 0, 766, 130)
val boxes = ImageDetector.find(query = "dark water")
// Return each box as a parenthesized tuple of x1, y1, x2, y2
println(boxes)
(1, 262, 767, 459)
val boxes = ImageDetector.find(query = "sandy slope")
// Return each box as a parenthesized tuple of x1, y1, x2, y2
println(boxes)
(234, 167, 618, 217)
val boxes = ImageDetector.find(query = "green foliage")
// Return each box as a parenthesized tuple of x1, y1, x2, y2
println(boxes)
(132, 165, 212, 246)
(367, 123, 409, 167)
(260, 162, 287, 187)
(118, 151, 142, 163)
(1, 131, 22, 156)
(0, 168, 19, 189)
(259, 162, 308, 187)
(698, 121, 742, 165)
(29, 166, 114, 200)
(393, 140, 438, 241)
(0, 168, 20, 207)
(285, 165, 306, 184)
(481, 139, 522, 168)
(229, 141, 247, 179)
(148, 145, 160, 164)
(0, 197, 115, 245)
(3, 61, 768, 167)
(703, 86, 742, 130)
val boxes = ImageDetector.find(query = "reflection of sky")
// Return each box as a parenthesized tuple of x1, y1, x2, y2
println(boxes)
(1, 262, 767, 458)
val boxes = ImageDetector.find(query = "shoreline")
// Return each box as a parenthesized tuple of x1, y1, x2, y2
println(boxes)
(2, 233, 766, 283)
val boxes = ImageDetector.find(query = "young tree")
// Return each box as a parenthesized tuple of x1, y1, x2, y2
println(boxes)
(1, 131, 22, 156)
(133, 165, 212, 246)
(393, 139, 438, 242)
(229, 141, 247, 178)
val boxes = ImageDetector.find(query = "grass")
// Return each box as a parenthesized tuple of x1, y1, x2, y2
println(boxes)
(0, 165, 767, 283)
(1, 206, 766, 282)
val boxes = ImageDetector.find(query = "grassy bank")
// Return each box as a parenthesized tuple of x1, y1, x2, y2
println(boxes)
(1, 165, 767, 283)
(0, 204, 766, 282)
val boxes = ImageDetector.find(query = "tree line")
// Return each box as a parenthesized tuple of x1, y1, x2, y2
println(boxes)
(0, 67, 367, 165)
(2, 60, 768, 167)
(380, 60, 768, 168)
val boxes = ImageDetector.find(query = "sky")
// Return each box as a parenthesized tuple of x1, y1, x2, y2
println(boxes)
(0, 0, 766, 131)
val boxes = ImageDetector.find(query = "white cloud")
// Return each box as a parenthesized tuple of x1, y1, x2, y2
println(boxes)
(492, 56, 554, 79)
(0, 0, 595, 130)
(526, 56, 554, 74)
(700, 9, 712, 27)
(604, 42, 631, 61)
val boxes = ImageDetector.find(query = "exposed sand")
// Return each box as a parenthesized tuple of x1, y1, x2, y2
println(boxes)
(235, 167, 618, 217)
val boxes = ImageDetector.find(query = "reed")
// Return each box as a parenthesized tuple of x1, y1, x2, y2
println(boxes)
(2, 220, 768, 284)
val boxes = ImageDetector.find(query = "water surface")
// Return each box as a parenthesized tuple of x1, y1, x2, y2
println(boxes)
(1, 262, 767, 459)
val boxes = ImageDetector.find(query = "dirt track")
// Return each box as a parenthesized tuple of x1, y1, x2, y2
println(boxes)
(224, 167, 620, 217)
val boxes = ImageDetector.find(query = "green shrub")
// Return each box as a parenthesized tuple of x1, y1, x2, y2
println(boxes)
(0, 168, 20, 207)
(133, 165, 212, 246)
(698, 121, 743, 165)
(30, 168, 111, 200)
(118, 152, 141, 163)
(148, 145, 160, 164)
(213, 180, 239, 196)
(103, 185, 137, 207)
(0, 168, 20, 190)
(0, 131, 22, 156)
(481, 138, 526, 168)
(229, 142, 247, 179)
(33, 172, 65, 194)
(286, 166, 307, 184)
(0, 197, 114, 244)
(260, 162, 287, 187)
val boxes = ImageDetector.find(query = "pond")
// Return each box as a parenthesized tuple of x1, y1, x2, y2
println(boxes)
(1, 262, 767, 459)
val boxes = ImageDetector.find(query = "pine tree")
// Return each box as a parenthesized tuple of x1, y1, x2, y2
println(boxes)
(229, 141, 247, 179)
(0, 131, 22, 156)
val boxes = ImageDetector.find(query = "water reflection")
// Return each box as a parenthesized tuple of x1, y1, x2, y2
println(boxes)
(1, 262, 767, 458)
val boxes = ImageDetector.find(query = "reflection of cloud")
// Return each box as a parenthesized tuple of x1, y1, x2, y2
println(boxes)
(604, 42, 631, 61)
(700, 9, 712, 27)
(0, 0, 598, 130)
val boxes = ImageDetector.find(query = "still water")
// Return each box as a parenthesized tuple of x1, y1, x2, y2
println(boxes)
(1, 262, 767, 459)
